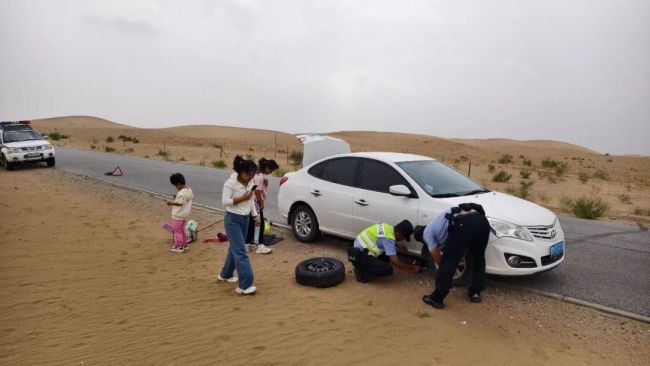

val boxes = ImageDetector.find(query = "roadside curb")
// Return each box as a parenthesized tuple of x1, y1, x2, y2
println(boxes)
(58, 169, 650, 324)
(493, 282, 650, 324)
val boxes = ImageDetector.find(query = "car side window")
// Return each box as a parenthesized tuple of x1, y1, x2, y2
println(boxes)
(319, 158, 359, 186)
(308, 161, 327, 178)
(358, 159, 411, 194)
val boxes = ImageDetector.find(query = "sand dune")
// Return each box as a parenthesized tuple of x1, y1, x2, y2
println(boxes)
(27, 116, 650, 224)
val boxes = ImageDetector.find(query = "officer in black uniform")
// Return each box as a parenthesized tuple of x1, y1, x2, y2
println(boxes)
(414, 203, 491, 309)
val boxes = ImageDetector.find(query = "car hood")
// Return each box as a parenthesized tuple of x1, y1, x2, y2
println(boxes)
(4, 140, 48, 148)
(439, 191, 556, 226)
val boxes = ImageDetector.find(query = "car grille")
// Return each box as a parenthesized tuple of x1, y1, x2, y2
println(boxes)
(19, 146, 44, 152)
(525, 220, 560, 241)
(541, 252, 564, 266)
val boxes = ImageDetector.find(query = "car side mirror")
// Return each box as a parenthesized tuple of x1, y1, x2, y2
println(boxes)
(389, 185, 412, 197)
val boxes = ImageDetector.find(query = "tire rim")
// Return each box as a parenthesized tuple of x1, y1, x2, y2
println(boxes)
(295, 211, 312, 238)
(305, 259, 336, 273)
(453, 256, 467, 280)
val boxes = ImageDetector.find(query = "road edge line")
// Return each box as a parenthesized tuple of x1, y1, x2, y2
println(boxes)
(57, 169, 650, 324)
(494, 282, 650, 324)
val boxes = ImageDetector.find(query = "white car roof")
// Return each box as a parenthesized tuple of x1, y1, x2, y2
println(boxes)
(341, 152, 436, 163)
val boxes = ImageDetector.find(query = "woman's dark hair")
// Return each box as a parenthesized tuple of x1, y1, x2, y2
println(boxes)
(258, 158, 279, 171)
(233, 155, 257, 175)
(170, 173, 186, 185)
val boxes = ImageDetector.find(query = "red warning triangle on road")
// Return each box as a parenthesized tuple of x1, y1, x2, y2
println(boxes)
(105, 166, 123, 176)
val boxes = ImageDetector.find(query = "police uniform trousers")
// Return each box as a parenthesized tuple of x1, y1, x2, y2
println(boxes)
(431, 212, 491, 302)
(348, 247, 393, 282)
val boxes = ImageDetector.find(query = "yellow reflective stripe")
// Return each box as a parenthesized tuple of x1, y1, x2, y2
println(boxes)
(359, 229, 383, 257)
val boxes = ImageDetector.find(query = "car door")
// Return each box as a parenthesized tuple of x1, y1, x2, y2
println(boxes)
(308, 157, 360, 237)
(351, 158, 420, 235)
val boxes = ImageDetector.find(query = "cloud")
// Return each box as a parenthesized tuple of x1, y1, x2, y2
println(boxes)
(80, 14, 157, 36)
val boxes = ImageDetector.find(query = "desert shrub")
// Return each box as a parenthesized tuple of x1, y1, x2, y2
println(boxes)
(619, 194, 631, 204)
(277, 149, 287, 154)
(593, 169, 610, 181)
(520, 170, 532, 179)
(248, 147, 255, 152)
(416, 310, 431, 318)
(498, 154, 513, 164)
(541, 158, 562, 169)
(536, 192, 551, 205)
(459, 155, 469, 162)
(522, 158, 532, 167)
(578, 172, 590, 184)
(157, 149, 169, 159)
(198, 160, 206, 166)
(48, 131, 62, 141)
(124, 148, 135, 153)
(504, 186, 517, 195)
(633, 208, 650, 216)
(104, 146, 115, 153)
(518, 180, 534, 199)
(106, 136, 114, 143)
(487, 163, 496, 173)
(212, 143, 222, 149)
(132, 138, 139, 143)
(492, 170, 512, 183)
(212, 160, 227, 168)
(561, 196, 610, 219)
(179, 157, 186, 161)
(290, 150, 303, 166)
(118, 134, 127, 140)
(144, 155, 149, 158)
(90, 144, 96, 150)
(245, 153, 254, 160)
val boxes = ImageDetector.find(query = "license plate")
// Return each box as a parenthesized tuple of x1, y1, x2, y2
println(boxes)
(550, 242, 564, 257)
(25, 153, 41, 158)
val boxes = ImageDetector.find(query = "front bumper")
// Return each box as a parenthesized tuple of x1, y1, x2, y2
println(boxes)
(5, 150, 55, 163)
(485, 232, 565, 276)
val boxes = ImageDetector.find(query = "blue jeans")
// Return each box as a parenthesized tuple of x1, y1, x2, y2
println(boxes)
(220, 211, 254, 289)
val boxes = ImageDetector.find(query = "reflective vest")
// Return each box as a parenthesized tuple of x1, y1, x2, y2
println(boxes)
(356, 223, 396, 257)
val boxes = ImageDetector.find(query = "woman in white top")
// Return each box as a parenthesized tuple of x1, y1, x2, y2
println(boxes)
(218, 156, 260, 295)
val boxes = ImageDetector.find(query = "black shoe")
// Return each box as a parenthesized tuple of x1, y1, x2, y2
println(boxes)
(354, 269, 368, 283)
(422, 295, 444, 309)
(469, 293, 481, 303)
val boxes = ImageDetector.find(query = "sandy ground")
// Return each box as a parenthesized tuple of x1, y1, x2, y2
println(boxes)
(0, 169, 648, 366)
(31, 116, 650, 224)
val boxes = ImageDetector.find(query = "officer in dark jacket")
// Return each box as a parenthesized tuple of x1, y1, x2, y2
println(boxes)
(414, 203, 491, 309)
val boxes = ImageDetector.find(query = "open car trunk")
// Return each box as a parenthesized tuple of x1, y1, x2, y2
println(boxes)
(297, 135, 351, 167)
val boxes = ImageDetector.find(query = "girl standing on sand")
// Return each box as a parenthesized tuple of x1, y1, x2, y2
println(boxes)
(246, 157, 279, 254)
(218, 155, 260, 295)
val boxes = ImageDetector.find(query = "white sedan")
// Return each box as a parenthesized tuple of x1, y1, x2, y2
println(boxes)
(278, 151, 565, 285)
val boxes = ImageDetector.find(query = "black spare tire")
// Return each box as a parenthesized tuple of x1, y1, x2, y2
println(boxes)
(295, 257, 345, 288)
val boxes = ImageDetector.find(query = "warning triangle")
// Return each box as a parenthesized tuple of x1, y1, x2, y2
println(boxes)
(105, 166, 123, 176)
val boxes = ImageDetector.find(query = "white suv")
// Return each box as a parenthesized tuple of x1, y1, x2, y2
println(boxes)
(0, 121, 56, 170)
(278, 151, 565, 285)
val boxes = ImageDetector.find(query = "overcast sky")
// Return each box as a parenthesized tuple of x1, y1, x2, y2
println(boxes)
(1, 0, 648, 155)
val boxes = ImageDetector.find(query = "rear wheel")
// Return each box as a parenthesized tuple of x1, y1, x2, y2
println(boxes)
(46, 157, 56, 167)
(2, 154, 14, 171)
(290, 204, 320, 242)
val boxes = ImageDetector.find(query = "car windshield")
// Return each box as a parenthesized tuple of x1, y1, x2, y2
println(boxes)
(2, 129, 42, 143)
(397, 160, 489, 198)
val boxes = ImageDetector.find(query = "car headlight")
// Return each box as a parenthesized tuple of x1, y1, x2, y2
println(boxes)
(42, 144, 52, 150)
(487, 217, 534, 242)
(9, 147, 22, 154)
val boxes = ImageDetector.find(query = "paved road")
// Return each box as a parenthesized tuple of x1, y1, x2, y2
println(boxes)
(53, 147, 650, 317)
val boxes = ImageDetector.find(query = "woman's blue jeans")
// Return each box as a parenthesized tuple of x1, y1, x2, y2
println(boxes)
(219, 211, 254, 289)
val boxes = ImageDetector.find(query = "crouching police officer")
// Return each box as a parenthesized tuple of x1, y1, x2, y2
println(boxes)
(348, 220, 422, 283)
(414, 203, 491, 309)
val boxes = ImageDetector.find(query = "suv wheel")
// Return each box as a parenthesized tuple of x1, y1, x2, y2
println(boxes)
(290, 205, 320, 242)
(2, 154, 14, 171)
(46, 157, 56, 167)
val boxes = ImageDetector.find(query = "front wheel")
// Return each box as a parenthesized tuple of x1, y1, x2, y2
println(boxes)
(2, 154, 14, 171)
(290, 205, 320, 243)
(46, 157, 56, 167)
(424, 248, 473, 287)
